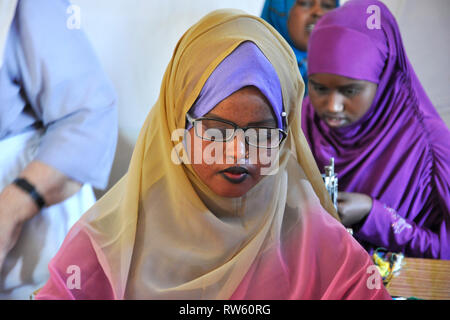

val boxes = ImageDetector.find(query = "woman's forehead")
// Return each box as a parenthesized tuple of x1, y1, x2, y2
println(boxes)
(310, 73, 371, 85)
(206, 87, 277, 125)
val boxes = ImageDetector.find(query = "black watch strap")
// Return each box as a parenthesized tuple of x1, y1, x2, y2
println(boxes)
(13, 178, 46, 210)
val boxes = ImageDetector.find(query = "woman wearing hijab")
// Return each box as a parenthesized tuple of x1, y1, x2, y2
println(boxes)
(0, 0, 117, 299)
(261, 0, 339, 91)
(302, 0, 450, 259)
(36, 9, 390, 300)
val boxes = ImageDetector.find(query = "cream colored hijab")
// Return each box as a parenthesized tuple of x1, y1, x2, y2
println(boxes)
(0, 0, 17, 68)
(77, 9, 339, 299)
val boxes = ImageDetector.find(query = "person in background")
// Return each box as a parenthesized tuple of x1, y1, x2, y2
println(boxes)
(302, 0, 450, 259)
(35, 10, 390, 300)
(261, 0, 339, 92)
(0, 0, 117, 299)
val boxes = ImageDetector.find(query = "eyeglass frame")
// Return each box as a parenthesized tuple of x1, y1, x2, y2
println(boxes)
(185, 113, 288, 149)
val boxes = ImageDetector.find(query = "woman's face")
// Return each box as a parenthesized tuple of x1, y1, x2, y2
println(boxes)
(287, 0, 337, 52)
(308, 73, 378, 128)
(188, 86, 279, 198)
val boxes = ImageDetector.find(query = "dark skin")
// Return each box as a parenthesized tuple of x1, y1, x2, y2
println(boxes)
(308, 73, 379, 227)
(188, 86, 278, 198)
(287, 0, 337, 52)
(308, 73, 378, 128)
(337, 192, 373, 227)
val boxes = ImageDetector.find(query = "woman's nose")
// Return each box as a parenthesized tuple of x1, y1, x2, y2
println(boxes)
(311, 0, 325, 17)
(225, 129, 247, 163)
(325, 93, 344, 113)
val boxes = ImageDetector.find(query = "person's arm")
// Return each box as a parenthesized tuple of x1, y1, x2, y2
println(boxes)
(0, 161, 81, 273)
(0, 0, 118, 270)
(1, 161, 82, 222)
(354, 116, 450, 259)
(16, 161, 82, 210)
(338, 184, 450, 259)
(15, 0, 118, 190)
(355, 197, 449, 259)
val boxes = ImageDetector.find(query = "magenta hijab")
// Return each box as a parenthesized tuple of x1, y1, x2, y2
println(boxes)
(302, 0, 450, 258)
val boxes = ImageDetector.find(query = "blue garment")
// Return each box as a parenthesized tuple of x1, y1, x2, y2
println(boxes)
(261, 0, 339, 93)
(0, 0, 118, 189)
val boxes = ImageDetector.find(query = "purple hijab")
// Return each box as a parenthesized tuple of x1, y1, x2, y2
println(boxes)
(302, 0, 450, 259)
(187, 41, 285, 130)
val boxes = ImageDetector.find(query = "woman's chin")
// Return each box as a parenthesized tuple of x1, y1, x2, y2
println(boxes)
(210, 177, 257, 198)
(212, 186, 251, 198)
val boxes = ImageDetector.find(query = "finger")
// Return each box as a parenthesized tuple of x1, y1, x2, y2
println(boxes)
(338, 192, 351, 201)
(0, 254, 5, 273)
(337, 202, 346, 217)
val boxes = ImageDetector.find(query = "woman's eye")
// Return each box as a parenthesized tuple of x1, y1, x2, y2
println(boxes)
(321, 1, 337, 10)
(322, 4, 335, 10)
(203, 128, 227, 140)
(297, 0, 313, 8)
(313, 84, 329, 94)
(342, 88, 360, 96)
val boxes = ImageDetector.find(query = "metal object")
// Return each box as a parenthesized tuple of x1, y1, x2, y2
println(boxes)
(322, 158, 338, 211)
(322, 158, 353, 235)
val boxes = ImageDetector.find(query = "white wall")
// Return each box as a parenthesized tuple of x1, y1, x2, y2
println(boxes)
(387, 0, 450, 126)
(71, 0, 449, 195)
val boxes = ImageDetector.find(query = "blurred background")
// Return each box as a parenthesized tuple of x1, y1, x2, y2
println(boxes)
(69, 0, 450, 196)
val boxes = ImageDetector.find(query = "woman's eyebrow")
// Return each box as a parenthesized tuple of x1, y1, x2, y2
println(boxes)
(309, 79, 325, 87)
(323, 0, 337, 7)
(202, 113, 226, 120)
(338, 83, 364, 90)
(247, 119, 277, 127)
(204, 113, 276, 127)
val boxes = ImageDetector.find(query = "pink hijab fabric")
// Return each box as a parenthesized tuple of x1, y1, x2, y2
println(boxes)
(37, 191, 390, 300)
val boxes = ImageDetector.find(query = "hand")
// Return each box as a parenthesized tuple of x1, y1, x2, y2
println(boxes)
(0, 184, 38, 272)
(0, 160, 82, 272)
(337, 192, 373, 227)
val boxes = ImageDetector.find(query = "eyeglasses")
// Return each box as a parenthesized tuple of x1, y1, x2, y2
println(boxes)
(186, 113, 287, 149)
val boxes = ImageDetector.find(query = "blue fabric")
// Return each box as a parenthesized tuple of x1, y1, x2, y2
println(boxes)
(261, 0, 340, 92)
(0, 0, 118, 189)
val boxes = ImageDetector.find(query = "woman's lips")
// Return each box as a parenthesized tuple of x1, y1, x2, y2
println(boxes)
(323, 115, 348, 128)
(219, 167, 249, 184)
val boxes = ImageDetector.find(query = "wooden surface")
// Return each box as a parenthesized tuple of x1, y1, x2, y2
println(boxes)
(387, 258, 450, 300)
